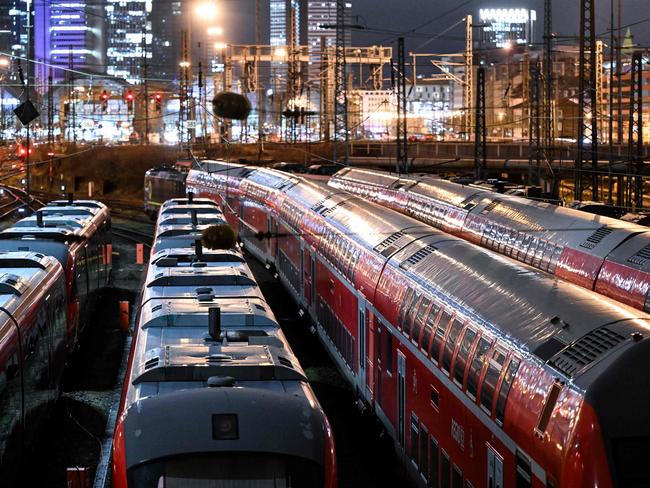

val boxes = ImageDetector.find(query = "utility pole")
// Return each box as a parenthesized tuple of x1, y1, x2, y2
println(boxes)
(256, 0, 263, 142)
(141, 27, 149, 144)
(608, 0, 615, 203)
(474, 65, 486, 179)
(575, 0, 598, 201)
(320, 36, 331, 141)
(543, 0, 554, 154)
(464, 15, 473, 141)
(529, 62, 541, 186)
(627, 51, 643, 208)
(396, 37, 408, 173)
(616, 0, 623, 145)
(333, 0, 349, 164)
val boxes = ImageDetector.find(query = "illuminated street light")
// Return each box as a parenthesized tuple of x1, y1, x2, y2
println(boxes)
(214, 42, 227, 50)
(207, 26, 223, 36)
(273, 47, 287, 58)
(195, 2, 217, 19)
(179, 61, 191, 68)
(0, 58, 9, 68)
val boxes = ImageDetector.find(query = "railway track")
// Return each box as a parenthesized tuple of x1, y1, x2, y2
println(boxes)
(112, 225, 153, 248)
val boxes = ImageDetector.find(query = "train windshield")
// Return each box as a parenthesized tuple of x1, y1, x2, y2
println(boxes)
(129, 452, 324, 488)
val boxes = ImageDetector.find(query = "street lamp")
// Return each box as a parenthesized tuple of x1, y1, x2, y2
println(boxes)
(195, 2, 217, 19)
(207, 26, 223, 36)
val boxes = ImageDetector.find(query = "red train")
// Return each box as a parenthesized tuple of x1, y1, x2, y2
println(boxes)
(0, 198, 112, 348)
(329, 168, 650, 313)
(189, 161, 650, 488)
(113, 197, 336, 488)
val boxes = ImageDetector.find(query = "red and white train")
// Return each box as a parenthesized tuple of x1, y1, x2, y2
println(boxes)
(188, 161, 650, 488)
(113, 197, 336, 488)
(329, 167, 650, 313)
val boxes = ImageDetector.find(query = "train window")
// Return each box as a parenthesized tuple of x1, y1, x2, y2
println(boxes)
(430, 311, 452, 364)
(430, 386, 440, 409)
(403, 293, 421, 338)
(420, 425, 429, 480)
(441, 450, 451, 488)
(386, 333, 393, 374)
(410, 414, 419, 467)
(452, 465, 463, 488)
(453, 327, 477, 387)
(421, 304, 440, 355)
(479, 349, 507, 415)
(441, 320, 465, 374)
(536, 381, 562, 436)
(467, 338, 491, 399)
(412, 296, 431, 344)
(495, 358, 520, 425)
(515, 451, 532, 488)
(398, 288, 415, 330)
(430, 437, 440, 488)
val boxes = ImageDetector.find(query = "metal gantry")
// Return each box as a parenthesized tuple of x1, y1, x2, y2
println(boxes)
(333, 0, 349, 164)
(396, 37, 408, 173)
(543, 0, 554, 151)
(474, 66, 487, 179)
(627, 51, 644, 208)
(464, 15, 473, 141)
(529, 62, 541, 185)
(575, 0, 598, 201)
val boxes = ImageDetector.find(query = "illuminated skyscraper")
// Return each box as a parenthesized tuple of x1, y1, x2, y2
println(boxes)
(34, 1, 104, 81)
(105, 0, 151, 84)
(478, 8, 536, 49)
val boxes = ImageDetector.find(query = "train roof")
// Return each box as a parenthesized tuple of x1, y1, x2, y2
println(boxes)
(155, 223, 217, 239)
(157, 214, 225, 227)
(153, 233, 205, 252)
(13, 215, 89, 229)
(0, 252, 62, 310)
(150, 247, 245, 267)
(0, 226, 84, 242)
(48, 199, 107, 210)
(0, 239, 70, 266)
(160, 197, 219, 208)
(217, 163, 650, 385)
(160, 204, 224, 216)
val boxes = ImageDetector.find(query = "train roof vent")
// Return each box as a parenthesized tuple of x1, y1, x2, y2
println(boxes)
(374, 231, 405, 256)
(548, 326, 626, 377)
(401, 245, 438, 270)
(277, 356, 293, 368)
(480, 199, 502, 215)
(144, 357, 159, 370)
(321, 201, 347, 216)
(151, 304, 163, 313)
(459, 196, 479, 210)
(579, 226, 613, 250)
(311, 198, 328, 213)
(627, 244, 650, 266)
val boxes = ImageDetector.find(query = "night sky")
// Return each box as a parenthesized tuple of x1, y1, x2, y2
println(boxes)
(223, 0, 650, 54)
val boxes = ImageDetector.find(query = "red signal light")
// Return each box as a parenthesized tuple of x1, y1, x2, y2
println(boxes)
(126, 91, 134, 101)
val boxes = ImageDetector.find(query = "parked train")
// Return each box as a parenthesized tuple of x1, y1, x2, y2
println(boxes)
(143, 162, 193, 219)
(188, 161, 650, 488)
(0, 197, 112, 486)
(0, 198, 112, 348)
(0, 252, 67, 486)
(112, 198, 336, 488)
(328, 167, 650, 313)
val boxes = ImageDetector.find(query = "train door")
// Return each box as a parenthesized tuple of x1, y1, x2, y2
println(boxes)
(397, 350, 406, 447)
(375, 324, 382, 405)
(300, 242, 305, 302)
(366, 311, 375, 401)
(267, 215, 273, 257)
(310, 255, 316, 311)
(358, 295, 367, 390)
(487, 444, 504, 488)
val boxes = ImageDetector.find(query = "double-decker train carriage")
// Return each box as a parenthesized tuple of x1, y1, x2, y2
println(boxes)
(188, 161, 650, 488)
(113, 198, 336, 488)
(0, 199, 111, 349)
(329, 168, 650, 314)
(0, 252, 67, 486)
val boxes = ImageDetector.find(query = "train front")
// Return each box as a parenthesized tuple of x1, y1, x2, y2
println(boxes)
(113, 382, 335, 488)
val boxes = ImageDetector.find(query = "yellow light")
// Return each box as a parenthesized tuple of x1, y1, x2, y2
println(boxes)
(502, 40, 513, 51)
(274, 47, 287, 58)
(195, 2, 217, 19)
(0, 58, 9, 68)
(179, 61, 191, 68)
(207, 26, 223, 36)
(214, 42, 227, 50)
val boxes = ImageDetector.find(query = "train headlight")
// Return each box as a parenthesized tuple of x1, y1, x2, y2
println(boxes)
(212, 414, 238, 440)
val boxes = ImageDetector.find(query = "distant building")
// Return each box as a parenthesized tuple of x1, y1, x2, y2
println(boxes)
(0, 0, 27, 60)
(478, 8, 536, 50)
(149, 0, 185, 81)
(105, 0, 151, 84)
(34, 1, 104, 81)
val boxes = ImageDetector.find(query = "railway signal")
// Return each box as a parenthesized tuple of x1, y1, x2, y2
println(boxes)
(100, 90, 109, 112)
(125, 90, 134, 113)
(154, 93, 162, 113)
